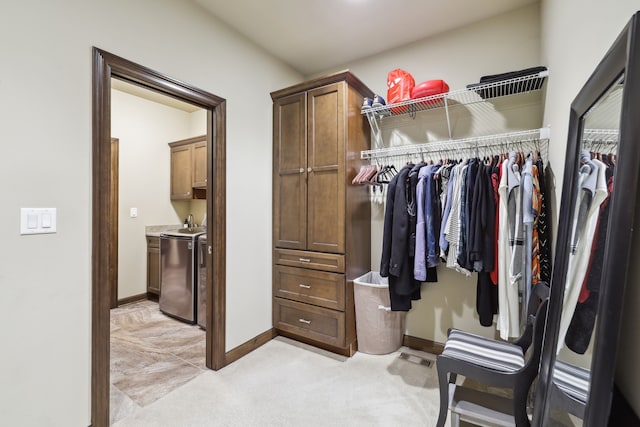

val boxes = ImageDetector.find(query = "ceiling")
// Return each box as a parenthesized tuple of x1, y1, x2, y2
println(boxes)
(194, 0, 538, 76)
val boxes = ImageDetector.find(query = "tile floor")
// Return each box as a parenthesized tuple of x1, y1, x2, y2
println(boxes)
(110, 300, 206, 424)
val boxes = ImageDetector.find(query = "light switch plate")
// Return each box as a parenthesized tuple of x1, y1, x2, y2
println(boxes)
(130, 207, 138, 218)
(20, 208, 57, 235)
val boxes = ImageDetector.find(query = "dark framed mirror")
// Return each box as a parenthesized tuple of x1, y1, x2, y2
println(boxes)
(533, 11, 640, 427)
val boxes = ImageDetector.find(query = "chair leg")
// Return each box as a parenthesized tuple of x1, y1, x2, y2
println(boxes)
(513, 383, 531, 427)
(451, 412, 460, 427)
(436, 362, 450, 427)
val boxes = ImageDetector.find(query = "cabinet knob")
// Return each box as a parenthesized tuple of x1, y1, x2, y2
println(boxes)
(307, 167, 312, 172)
(299, 168, 304, 173)
(299, 318, 311, 325)
(299, 284, 311, 289)
(187, 191, 191, 195)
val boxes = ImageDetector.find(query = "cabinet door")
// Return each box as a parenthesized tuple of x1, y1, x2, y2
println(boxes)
(274, 93, 307, 250)
(192, 140, 207, 188)
(170, 145, 192, 200)
(307, 83, 345, 254)
(147, 237, 161, 295)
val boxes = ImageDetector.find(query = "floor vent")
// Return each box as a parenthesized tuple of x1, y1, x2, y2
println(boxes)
(399, 351, 434, 368)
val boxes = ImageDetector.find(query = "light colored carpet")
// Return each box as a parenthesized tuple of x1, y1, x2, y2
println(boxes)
(112, 336, 450, 426)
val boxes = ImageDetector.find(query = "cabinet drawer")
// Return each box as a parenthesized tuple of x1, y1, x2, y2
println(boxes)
(274, 248, 345, 273)
(274, 265, 344, 310)
(147, 236, 160, 248)
(273, 298, 345, 348)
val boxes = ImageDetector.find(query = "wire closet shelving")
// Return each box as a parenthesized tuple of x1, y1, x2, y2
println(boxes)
(361, 70, 549, 148)
(582, 128, 619, 154)
(360, 128, 550, 164)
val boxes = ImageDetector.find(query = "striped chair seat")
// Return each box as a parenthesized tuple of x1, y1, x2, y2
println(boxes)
(552, 360, 590, 404)
(441, 329, 525, 373)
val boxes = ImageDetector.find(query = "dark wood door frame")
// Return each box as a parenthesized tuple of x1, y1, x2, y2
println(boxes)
(92, 47, 227, 427)
(109, 138, 119, 309)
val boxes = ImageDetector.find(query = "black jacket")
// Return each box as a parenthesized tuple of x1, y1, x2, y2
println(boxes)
(380, 165, 422, 311)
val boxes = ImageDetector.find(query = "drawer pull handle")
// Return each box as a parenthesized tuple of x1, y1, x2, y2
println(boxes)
(299, 318, 311, 325)
(299, 258, 311, 263)
(299, 284, 311, 289)
(378, 305, 392, 312)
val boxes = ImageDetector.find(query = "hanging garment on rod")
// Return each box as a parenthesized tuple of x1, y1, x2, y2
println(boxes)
(564, 150, 615, 354)
(377, 134, 551, 331)
(556, 154, 609, 354)
(380, 165, 426, 312)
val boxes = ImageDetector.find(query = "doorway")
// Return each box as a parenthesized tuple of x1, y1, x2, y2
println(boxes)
(92, 48, 227, 426)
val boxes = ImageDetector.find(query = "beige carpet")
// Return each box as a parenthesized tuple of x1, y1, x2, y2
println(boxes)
(112, 335, 449, 426)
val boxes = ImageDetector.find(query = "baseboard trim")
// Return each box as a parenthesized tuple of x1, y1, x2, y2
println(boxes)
(275, 330, 356, 357)
(224, 328, 278, 366)
(117, 293, 147, 306)
(403, 335, 445, 355)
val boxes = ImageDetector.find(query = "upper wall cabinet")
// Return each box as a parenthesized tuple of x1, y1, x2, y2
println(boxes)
(169, 135, 207, 200)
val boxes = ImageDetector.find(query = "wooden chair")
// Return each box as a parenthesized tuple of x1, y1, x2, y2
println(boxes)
(435, 282, 550, 427)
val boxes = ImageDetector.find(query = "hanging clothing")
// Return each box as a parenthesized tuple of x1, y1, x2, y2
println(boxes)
(497, 155, 521, 339)
(414, 164, 441, 282)
(380, 165, 423, 311)
(377, 141, 551, 329)
(445, 163, 472, 276)
(414, 164, 434, 281)
(556, 157, 608, 353)
(439, 165, 457, 260)
(564, 166, 614, 354)
(530, 164, 542, 284)
(490, 159, 502, 286)
(537, 158, 552, 283)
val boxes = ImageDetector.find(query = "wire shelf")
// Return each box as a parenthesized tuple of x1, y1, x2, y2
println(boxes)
(360, 128, 550, 163)
(362, 70, 549, 118)
(582, 128, 619, 154)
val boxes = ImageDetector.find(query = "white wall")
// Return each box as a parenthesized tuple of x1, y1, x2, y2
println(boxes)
(539, 0, 640, 415)
(112, 88, 205, 299)
(0, 0, 301, 425)
(322, 4, 542, 343)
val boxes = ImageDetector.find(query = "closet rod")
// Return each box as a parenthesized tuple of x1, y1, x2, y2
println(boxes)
(360, 127, 550, 161)
(581, 129, 619, 154)
(582, 128, 619, 143)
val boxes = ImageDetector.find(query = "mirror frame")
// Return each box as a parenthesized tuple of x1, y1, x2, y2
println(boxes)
(533, 11, 640, 426)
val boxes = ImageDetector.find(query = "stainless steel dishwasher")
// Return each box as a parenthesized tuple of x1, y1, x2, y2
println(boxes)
(159, 229, 205, 323)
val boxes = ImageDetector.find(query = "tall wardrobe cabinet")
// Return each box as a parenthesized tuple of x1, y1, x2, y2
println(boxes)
(271, 71, 373, 356)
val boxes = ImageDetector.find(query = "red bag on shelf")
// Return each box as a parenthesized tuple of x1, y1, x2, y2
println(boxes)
(410, 79, 450, 108)
(411, 79, 449, 99)
(387, 69, 415, 114)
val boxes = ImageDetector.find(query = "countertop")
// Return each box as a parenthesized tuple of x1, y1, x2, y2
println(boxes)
(145, 225, 182, 237)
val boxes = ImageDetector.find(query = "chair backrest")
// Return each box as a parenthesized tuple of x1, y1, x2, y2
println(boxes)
(515, 282, 550, 367)
(515, 282, 549, 371)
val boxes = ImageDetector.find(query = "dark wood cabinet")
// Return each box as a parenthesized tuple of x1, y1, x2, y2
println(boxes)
(169, 135, 207, 200)
(271, 71, 372, 356)
(192, 140, 207, 188)
(146, 236, 161, 297)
